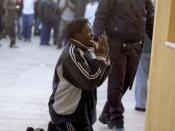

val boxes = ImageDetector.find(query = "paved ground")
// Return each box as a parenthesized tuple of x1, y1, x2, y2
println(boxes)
(0, 37, 145, 131)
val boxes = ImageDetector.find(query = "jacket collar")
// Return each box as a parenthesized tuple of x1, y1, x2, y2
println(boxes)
(70, 38, 89, 51)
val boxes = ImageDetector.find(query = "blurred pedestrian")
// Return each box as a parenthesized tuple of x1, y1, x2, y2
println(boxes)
(134, 34, 152, 112)
(84, 0, 98, 25)
(39, 0, 56, 46)
(16, 0, 23, 40)
(2, 0, 18, 48)
(74, 0, 89, 18)
(0, 0, 4, 47)
(57, 0, 75, 49)
(52, 0, 62, 46)
(34, 0, 41, 36)
(22, 0, 37, 42)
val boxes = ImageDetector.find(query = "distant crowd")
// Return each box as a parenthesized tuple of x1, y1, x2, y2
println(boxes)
(0, 0, 99, 48)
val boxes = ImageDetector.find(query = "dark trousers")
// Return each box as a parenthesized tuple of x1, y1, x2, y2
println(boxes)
(1, 19, 16, 46)
(53, 16, 61, 45)
(100, 38, 142, 127)
(0, 16, 2, 33)
(17, 16, 23, 39)
(22, 14, 34, 40)
(55, 122, 94, 131)
(40, 23, 51, 45)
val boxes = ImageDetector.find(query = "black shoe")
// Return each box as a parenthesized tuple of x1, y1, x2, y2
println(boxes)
(46, 43, 51, 46)
(135, 107, 146, 112)
(26, 127, 35, 131)
(26, 127, 44, 131)
(98, 114, 113, 129)
(9, 45, 18, 48)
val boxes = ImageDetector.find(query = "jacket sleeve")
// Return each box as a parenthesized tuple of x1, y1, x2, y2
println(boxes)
(146, 0, 155, 40)
(96, 58, 112, 87)
(93, 0, 115, 36)
(62, 46, 111, 91)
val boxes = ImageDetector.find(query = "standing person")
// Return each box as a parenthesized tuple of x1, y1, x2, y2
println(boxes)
(0, 0, 4, 47)
(0, 0, 4, 33)
(52, 0, 62, 46)
(93, 0, 154, 130)
(57, 0, 75, 49)
(84, 0, 99, 25)
(48, 18, 112, 131)
(2, 0, 18, 48)
(39, 0, 56, 46)
(34, 0, 41, 36)
(16, 0, 23, 40)
(74, 0, 89, 18)
(22, 0, 37, 42)
(134, 34, 152, 112)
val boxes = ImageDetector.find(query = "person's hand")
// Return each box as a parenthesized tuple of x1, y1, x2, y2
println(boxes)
(93, 34, 109, 58)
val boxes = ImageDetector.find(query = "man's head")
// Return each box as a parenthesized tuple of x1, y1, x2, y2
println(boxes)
(66, 17, 94, 47)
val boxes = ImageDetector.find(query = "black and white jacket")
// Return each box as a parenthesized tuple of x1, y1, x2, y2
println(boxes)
(49, 39, 111, 126)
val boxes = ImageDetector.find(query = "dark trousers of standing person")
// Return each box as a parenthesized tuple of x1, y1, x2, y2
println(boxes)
(99, 38, 142, 128)
(0, 16, 2, 33)
(0, 16, 2, 46)
(22, 14, 34, 41)
(34, 17, 40, 36)
(5, 25, 16, 47)
(40, 23, 51, 45)
(1, 17, 16, 47)
(17, 16, 23, 40)
(53, 16, 61, 46)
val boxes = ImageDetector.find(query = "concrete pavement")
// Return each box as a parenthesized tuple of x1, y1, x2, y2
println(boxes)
(0, 37, 145, 131)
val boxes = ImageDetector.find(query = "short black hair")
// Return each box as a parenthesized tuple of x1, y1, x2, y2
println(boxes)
(65, 17, 89, 39)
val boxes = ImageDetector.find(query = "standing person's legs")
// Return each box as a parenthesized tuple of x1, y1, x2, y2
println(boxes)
(110, 43, 141, 130)
(9, 22, 17, 48)
(57, 20, 69, 49)
(26, 14, 34, 41)
(53, 16, 61, 45)
(135, 52, 150, 110)
(40, 23, 51, 45)
(34, 17, 40, 36)
(0, 16, 2, 33)
(99, 39, 127, 128)
(99, 39, 142, 130)
(0, 15, 2, 46)
(108, 46, 126, 128)
(17, 16, 23, 40)
(22, 14, 28, 40)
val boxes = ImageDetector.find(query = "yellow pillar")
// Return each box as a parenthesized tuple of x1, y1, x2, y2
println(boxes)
(145, 0, 175, 131)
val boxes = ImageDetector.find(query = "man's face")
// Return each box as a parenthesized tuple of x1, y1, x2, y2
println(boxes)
(79, 23, 94, 47)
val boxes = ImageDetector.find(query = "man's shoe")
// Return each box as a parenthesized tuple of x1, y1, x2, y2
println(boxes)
(26, 127, 44, 131)
(26, 127, 34, 131)
(135, 107, 146, 112)
(9, 45, 18, 48)
(113, 126, 125, 131)
(98, 114, 113, 129)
